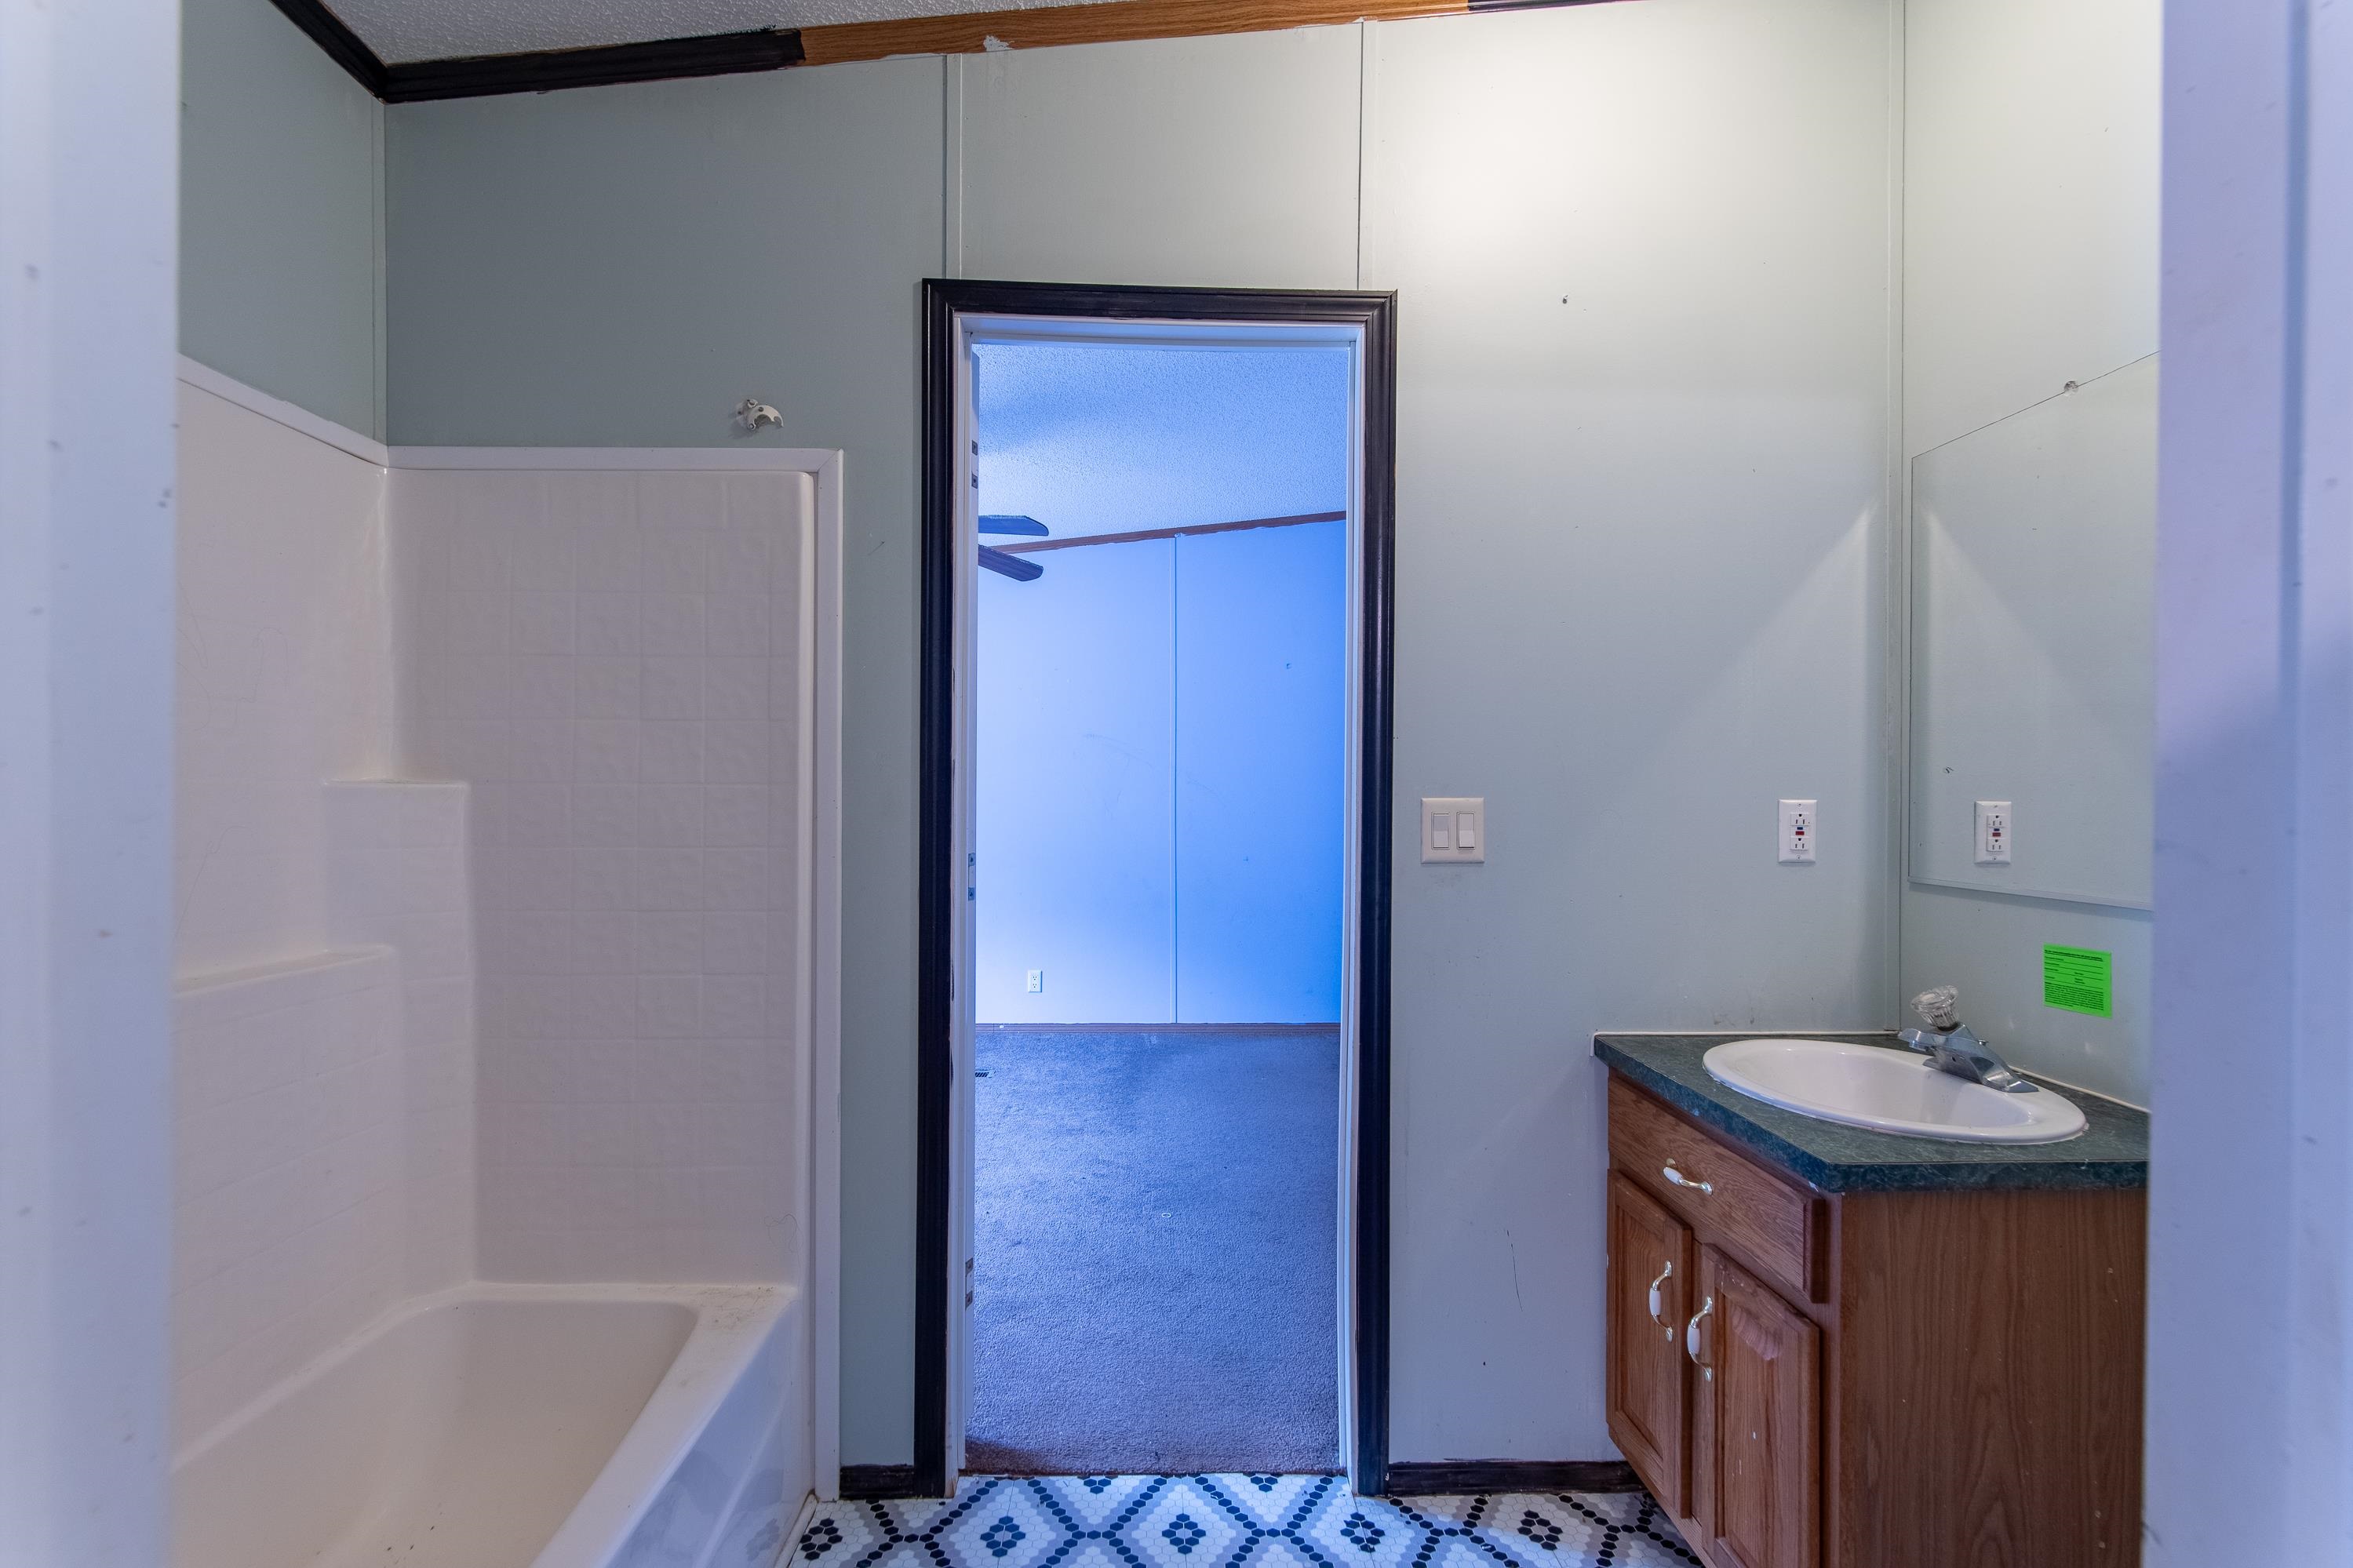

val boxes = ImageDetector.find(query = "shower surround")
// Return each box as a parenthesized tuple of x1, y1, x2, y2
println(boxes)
(168, 366, 839, 1566)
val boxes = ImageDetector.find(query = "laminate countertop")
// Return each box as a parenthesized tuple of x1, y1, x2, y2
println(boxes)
(1594, 1031, 2149, 1193)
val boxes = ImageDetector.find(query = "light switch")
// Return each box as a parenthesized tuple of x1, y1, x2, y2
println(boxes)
(1778, 799, 1818, 864)
(1422, 799, 1485, 863)
(1974, 801, 2012, 865)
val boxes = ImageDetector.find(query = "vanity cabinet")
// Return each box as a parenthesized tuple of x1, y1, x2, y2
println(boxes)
(1603, 1070, 2146, 1568)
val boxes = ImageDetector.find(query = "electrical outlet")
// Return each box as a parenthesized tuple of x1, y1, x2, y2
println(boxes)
(1778, 799, 1818, 864)
(1975, 801, 2012, 865)
(1025, 969, 1044, 993)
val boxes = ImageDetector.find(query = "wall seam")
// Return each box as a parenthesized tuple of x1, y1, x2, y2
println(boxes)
(943, 56, 963, 278)
(1883, 0, 1909, 1026)
(373, 96, 388, 442)
(1354, 20, 1368, 292)
(1171, 535, 1182, 1023)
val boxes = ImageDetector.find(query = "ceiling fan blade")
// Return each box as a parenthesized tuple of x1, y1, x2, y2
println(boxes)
(979, 544, 1043, 582)
(978, 514, 1049, 537)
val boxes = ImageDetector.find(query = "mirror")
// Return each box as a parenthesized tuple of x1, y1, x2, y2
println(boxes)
(1909, 354, 2157, 908)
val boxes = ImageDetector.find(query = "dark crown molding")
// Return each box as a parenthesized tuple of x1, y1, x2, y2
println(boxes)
(267, 0, 803, 104)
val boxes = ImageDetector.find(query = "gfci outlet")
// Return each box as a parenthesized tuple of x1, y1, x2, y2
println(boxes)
(1778, 799, 1818, 864)
(1025, 970, 1044, 993)
(1422, 798, 1485, 863)
(1975, 801, 2013, 865)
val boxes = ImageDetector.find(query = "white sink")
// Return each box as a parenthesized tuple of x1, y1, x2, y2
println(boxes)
(1702, 1037, 2087, 1144)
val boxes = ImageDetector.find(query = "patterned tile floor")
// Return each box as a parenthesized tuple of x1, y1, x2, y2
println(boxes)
(792, 1475, 1698, 1568)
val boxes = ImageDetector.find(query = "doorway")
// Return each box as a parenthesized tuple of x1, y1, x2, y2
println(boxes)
(916, 282, 1398, 1496)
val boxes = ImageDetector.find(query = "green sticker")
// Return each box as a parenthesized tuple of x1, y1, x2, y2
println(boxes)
(2043, 944, 2113, 1017)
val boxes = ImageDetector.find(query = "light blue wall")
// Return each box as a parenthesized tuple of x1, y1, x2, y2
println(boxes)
(384, 2, 1896, 1466)
(978, 538, 1177, 1023)
(180, 0, 384, 437)
(1175, 522, 1346, 1023)
(973, 339, 1348, 1025)
(976, 523, 1346, 1024)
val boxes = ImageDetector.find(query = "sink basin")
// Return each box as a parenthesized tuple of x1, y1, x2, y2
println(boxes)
(1702, 1038, 2087, 1144)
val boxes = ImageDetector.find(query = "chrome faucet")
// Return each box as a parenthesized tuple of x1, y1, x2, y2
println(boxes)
(1897, 985, 2037, 1093)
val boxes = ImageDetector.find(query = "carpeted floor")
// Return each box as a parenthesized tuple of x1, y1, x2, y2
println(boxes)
(967, 1028, 1341, 1475)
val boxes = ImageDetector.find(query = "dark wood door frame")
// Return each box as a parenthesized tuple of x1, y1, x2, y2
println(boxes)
(913, 278, 1398, 1497)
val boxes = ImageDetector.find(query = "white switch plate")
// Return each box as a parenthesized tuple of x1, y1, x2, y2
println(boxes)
(1025, 969, 1044, 992)
(1974, 800, 2012, 865)
(1778, 799, 1818, 864)
(1422, 798, 1485, 863)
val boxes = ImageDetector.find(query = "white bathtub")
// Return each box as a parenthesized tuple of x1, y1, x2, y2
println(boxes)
(171, 1283, 806, 1568)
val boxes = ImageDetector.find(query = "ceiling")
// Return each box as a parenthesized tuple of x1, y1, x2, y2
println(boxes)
(973, 340, 1353, 543)
(327, 0, 1092, 65)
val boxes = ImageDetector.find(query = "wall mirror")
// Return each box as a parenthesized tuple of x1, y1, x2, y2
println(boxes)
(1910, 354, 2158, 908)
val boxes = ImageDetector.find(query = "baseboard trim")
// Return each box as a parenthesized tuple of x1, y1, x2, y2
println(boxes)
(1383, 1461, 1642, 1497)
(839, 1463, 924, 1499)
(974, 1022, 1342, 1034)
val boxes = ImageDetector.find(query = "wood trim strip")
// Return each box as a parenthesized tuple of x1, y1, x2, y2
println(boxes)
(1383, 1461, 1644, 1497)
(277, 0, 1635, 106)
(380, 28, 805, 103)
(799, 0, 1462, 66)
(993, 508, 1346, 555)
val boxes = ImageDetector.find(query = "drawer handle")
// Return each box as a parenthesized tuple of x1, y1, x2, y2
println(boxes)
(1662, 1160, 1714, 1195)
(1647, 1261, 1674, 1337)
(1686, 1294, 1714, 1381)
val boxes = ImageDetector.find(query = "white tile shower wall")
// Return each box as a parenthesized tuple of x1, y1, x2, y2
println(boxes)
(173, 375, 483, 1450)
(393, 467, 817, 1283)
(176, 379, 394, 973)
(323, 780, 479, 1292)
(173, 949, 406, 1446)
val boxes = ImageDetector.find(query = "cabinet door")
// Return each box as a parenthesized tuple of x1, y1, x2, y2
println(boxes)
(1607, 1172, 1692, 1514)
(1694, 1245, 1819, 1568)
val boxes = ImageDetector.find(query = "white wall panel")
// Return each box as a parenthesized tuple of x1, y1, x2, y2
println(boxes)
(957, 29, 1361, 289)
(180, 0, 385, 438)
(1903, 0, 2161, 457)
(1363, 0, 1896, 1460)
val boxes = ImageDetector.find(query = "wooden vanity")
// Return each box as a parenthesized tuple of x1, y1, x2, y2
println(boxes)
(1597, 1035, 2148, 1568)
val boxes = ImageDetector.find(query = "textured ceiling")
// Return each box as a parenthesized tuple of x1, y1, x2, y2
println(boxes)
(330, 0, 1095, 65)
(973, 341, 1353, 543)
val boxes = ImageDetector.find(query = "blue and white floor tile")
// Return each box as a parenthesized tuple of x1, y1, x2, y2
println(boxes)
(792, 1475, 1696, 1568)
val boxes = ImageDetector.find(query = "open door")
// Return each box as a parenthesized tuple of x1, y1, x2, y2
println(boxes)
(917, 281, 1397, 1497)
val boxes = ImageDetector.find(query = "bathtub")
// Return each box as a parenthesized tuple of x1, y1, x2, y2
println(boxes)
(172, 1282, 806, 1568)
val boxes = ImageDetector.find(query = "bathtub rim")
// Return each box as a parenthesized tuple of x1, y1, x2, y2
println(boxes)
(170, 1279, 797, 1566)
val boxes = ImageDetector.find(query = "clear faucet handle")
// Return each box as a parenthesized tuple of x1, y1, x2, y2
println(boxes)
(1910, 984, 1962, 1032)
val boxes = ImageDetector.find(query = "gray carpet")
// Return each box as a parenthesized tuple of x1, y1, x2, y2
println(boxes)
(966, 1028, 1340, 1476)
